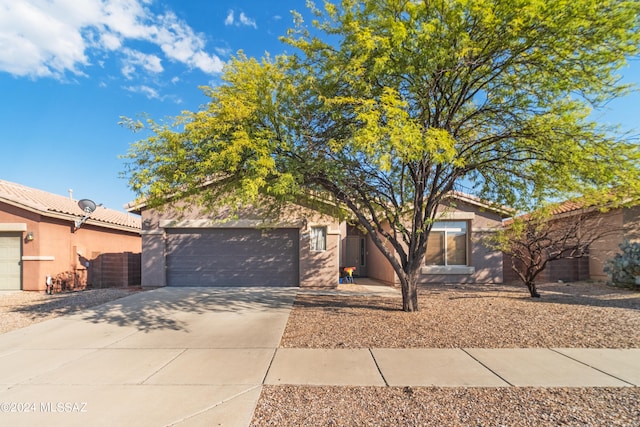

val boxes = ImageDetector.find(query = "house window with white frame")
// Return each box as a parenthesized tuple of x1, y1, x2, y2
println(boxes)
(425, 221, 468, 266)
(310, 226, 327, 251)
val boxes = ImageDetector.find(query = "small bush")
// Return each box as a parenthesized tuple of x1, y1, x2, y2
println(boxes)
(604, 240, 640, 287)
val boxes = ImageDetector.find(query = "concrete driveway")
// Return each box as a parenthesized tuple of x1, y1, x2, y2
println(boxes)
(2, 285, 638, 426)
(0, 287, 297, 427)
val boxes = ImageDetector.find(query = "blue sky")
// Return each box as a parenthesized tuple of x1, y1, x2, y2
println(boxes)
(1, 1, 639, 213)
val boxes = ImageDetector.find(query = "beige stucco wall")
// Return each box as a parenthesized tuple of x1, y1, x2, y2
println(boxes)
(364, 199, 506, 285)
(589, 206, 640, 281)
(365, 231, 400, 286)
(140, 198, 341, 288)
(620, 206, 640, 282)
(587, 209, 623, 281)
(140, 231, 166, 287)
(0, 202, 141, 291)
(623, 205, 640, 242)
(300, 227, 340, 287)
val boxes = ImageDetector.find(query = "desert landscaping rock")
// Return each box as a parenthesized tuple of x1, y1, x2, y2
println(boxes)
(252, 386, 640, 426)
(0, 288, 143, 334)
(281, 282, 640, 348)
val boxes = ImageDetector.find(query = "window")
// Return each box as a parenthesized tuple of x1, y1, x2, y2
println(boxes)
(310, 226, 327, 251)
(425, 221, 468, 266)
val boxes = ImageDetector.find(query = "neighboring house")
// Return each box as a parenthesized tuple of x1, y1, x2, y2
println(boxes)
(0, 179, 142, 292)
(129, 191, 509, 288)
(502, 200, 640, 284)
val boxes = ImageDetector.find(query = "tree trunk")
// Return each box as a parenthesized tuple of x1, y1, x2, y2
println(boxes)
(399, 274, 419, 312)
(526, 281, 541, 298)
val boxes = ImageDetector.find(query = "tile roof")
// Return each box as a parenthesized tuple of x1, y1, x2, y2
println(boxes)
(446, 191, 514, 217)
(0, 179, 141, 231)
(503, 199, 590, 225)
(548, 199, 586, 215)
(503, 191, 640, 225)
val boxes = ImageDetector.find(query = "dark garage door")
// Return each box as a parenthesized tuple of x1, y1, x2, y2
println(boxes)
(166, 228, 299, 287)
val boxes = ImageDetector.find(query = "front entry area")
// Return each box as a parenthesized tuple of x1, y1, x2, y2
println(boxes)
(344, 235, 367, 277)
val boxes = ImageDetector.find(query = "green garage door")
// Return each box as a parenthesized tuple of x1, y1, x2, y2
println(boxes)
(0, 233, 21, 290)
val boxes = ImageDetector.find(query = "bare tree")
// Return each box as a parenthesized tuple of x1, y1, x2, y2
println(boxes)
(489, 208, 618, 297)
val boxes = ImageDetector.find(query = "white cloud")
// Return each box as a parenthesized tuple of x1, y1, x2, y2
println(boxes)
(238, 12, 257, 29)
(215, 47, 232, 57)
(224, 10, 234, 26)
(155, 12, 224, 74)
(124, 84, 183, 104)
(121, 63, 135, 79)
(121, 48, 162, 78)
(0, 1, 89, 77)
(224, 9, 257, 29)
(0, 0, 225, 80)
(124, 84, 160, 99)
(99, 32, 122, 50)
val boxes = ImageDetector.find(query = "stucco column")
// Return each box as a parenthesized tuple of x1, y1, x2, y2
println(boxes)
(141, 230, 166, 287)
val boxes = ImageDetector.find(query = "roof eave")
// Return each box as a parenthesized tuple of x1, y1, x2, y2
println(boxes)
(1, 197, 140, 234)
(446, 191, 515, 218)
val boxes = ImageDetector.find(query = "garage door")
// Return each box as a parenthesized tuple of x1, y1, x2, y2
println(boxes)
(0, 233, 21, 290)
(166, 228, 299, 287)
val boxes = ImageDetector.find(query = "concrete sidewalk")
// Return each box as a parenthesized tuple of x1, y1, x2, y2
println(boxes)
(0, 288, 638, 427)
(266, 347, 640, 388)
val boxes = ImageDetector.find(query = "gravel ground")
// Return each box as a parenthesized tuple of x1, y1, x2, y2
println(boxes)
(253, 281, 640, 426)
(253, 386, 640, 426)
(281, 281, 640, 348)
(0, 287, 144, 334)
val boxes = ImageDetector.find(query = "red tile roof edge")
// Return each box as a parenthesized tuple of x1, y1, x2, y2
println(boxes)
(0, 179, 141, 231)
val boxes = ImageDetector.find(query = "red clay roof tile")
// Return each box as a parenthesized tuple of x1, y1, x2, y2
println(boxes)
(0, 179, 141, 231)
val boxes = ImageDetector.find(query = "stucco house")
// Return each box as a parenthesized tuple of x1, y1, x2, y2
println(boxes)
(127, 196, 342, 288)
(0, 179, 141, 292)
(503, 199, 640, 284)
(361, 192, 511, 286)
(129, 191, 509, 288)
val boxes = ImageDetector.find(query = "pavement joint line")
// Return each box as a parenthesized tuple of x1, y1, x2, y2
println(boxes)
(165, 384, 262, 426)
(0, 348, 21, 359)
(12, 348, 100, 385)
(141, 348, 187, 385)
(548, 348, 637, 387)
(368, 348, 389, 387)
(460, 348, 514, 387)
(261, 348, 279, 385)
(99, 325, 143, 348)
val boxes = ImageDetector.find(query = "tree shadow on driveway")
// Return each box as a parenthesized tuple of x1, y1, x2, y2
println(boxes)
(77, 287, 298, 332)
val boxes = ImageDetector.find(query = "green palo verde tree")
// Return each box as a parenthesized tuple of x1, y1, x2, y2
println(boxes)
(123, 0, 640, 312)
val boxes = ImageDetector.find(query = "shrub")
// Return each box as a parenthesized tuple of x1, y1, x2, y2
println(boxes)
(604, 240, 640, 287)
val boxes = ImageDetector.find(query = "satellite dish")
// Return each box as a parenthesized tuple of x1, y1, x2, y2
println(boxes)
(74, 198, 100, 231)
(78, 199, 97, 214)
